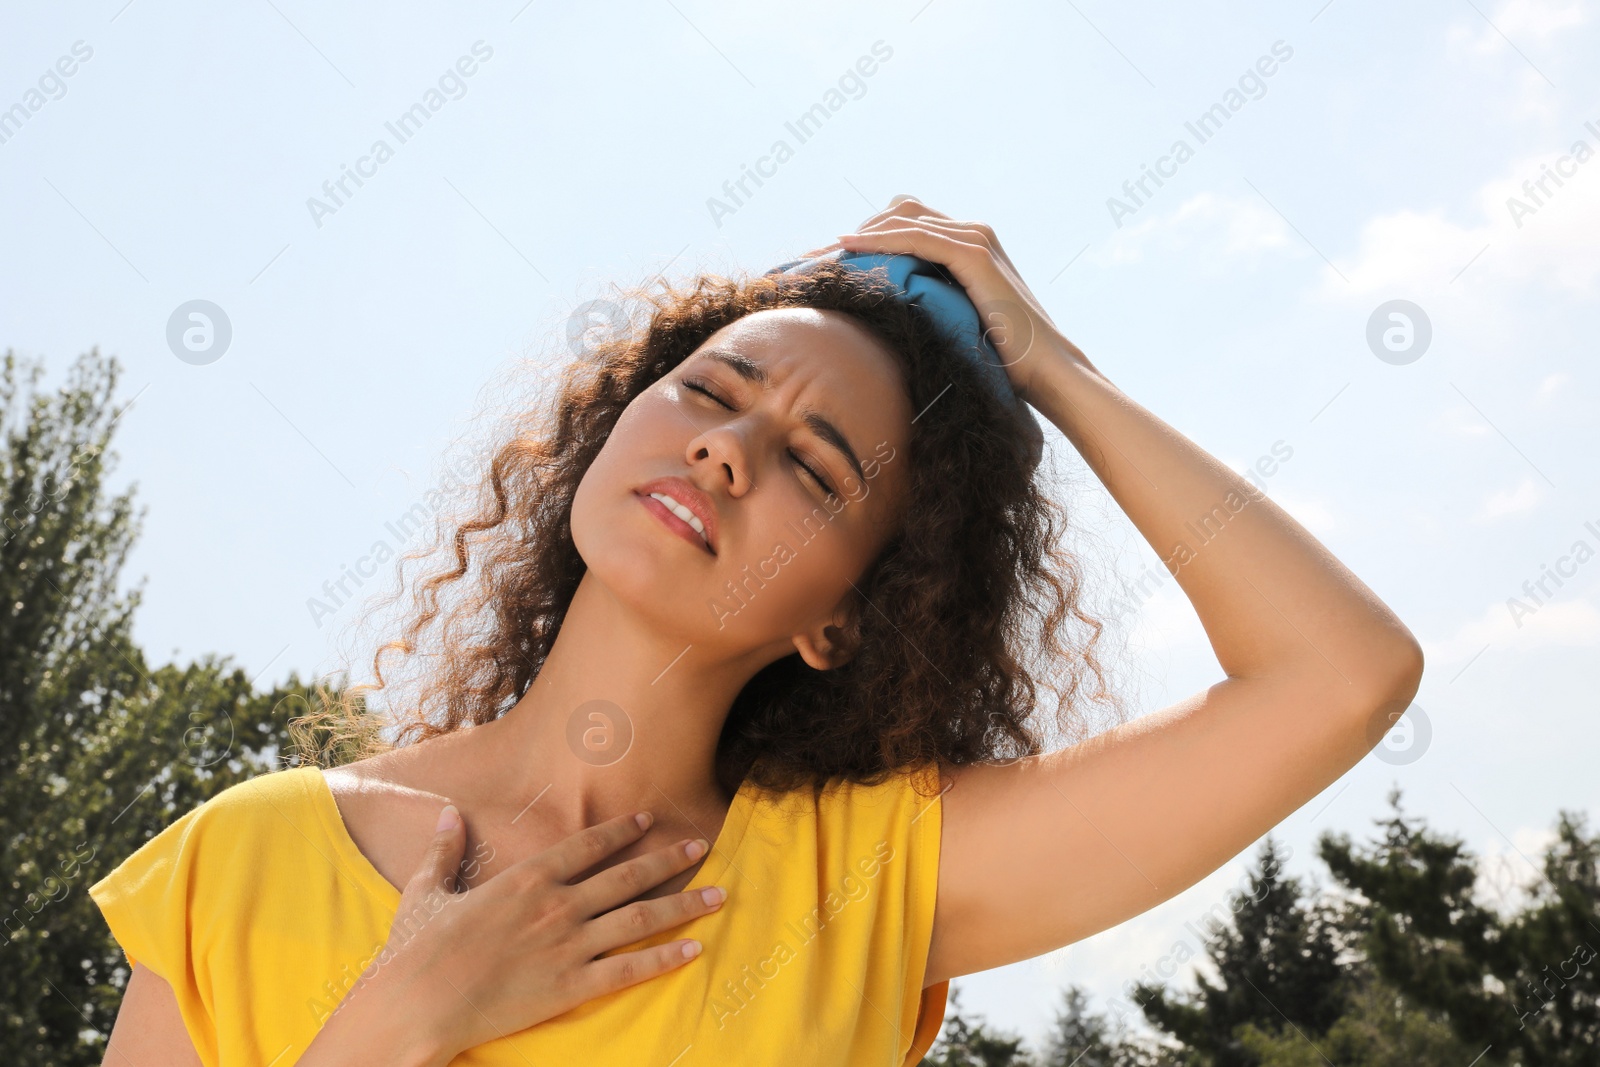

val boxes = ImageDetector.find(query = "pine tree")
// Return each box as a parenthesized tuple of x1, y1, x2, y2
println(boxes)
(1042, 984, 1123, 1067)
(1235, 971, 1487, 1067)
(1040, 984, 1183, 1067)
(1506, 810, 1600, 1064)
(919, 985, 1039, 1066)
(1320, 787, 1600, 1065)
(1133, 835, 1350, 1067)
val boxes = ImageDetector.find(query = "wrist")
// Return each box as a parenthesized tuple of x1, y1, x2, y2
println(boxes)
(1038, 328, 1097, 379)
(312, 956, 461, 1067)
(1021, 335, 1106, 422)
(371, 960, 464, 1067)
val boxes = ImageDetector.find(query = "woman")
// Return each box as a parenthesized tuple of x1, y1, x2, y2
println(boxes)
(92, 197, 1423, 1066)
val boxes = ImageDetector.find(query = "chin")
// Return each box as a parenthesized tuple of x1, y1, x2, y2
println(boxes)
(571, 489, 717, 631)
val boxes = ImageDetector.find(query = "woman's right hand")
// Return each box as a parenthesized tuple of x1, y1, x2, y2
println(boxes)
(300, 804, 726, 1067)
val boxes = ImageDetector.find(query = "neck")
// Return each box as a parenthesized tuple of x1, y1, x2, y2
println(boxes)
(468, 569, 772, 828)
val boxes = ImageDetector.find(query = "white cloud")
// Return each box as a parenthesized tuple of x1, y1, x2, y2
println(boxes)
(1476, 477, 1545, 520)
(1315, 127, 1600, 305)
(1101, 192, 1293, 267)
(1425, 596, 1600, 664)
(1473, 825, 1561, 910)
(1537, 371, 1573, 401)
(1444, 0, 1583, 122)
(1454, 0, 1586, 50)
(1099, 121, 1600, 304)
(1432, 404, 1496, 438)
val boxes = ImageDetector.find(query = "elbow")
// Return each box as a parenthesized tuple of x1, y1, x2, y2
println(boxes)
(1382, 634, 1424, 704)
(1352, 627, 1425, 723)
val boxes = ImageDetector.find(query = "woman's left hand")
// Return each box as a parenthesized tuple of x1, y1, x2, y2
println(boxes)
(816, 195, 1084, 405)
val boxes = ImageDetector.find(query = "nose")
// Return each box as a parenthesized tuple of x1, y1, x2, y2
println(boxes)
(686, 421, 756, 497)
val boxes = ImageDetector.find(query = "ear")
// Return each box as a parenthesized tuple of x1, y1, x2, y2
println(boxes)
(791, 594, 864, 671)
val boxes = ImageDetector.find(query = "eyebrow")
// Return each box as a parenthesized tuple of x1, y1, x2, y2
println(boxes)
(695, 348, 866, 487)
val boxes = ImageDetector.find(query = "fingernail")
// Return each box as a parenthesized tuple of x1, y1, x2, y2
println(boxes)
(682, 940, 702, 959)
(635, 811, 652, 831)
(435, 804, 459, 832)
(700, 886, 725, 906)
(685, 838, 708, 860)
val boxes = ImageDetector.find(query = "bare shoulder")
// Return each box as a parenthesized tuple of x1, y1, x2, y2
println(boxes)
(320, 742, 461, 892)
(925, 754, 1056, 986)
(325, 742, 451, 804)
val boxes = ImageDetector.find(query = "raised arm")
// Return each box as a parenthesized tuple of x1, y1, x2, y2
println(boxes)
(833, 200, 1423, 985)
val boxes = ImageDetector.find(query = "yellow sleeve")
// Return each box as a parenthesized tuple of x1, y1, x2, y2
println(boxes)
(89, 800, 219, 1062)
(903, 761, 950, 1066)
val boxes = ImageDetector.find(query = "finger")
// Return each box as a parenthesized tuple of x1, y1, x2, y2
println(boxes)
(886, 215, 995, 248)
(844, 217, 964, 252)
(535, 810, 651, 884)
(853, 215, 997, 258)
(872, 216, 1024, 281)
(581, 885, 725, 958)
(406, 804, 467, 896)
(876, 194, 952, 225)
(835, 226, 1046, 359)
(577, 938, 705, 1000)
(836, 226, 990, 284)
(569, 836, 710, 917)
(850, 213, 976, 238)
(850, 195, 952, 233)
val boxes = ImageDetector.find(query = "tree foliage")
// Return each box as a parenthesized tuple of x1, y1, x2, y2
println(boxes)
(922, 801, 1598, 1067)
(0, 350, 334, 1064)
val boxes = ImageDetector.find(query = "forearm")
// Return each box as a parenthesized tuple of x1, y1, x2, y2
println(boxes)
(1025, 337, 1421, 696)
(297, 964, 456, 1067)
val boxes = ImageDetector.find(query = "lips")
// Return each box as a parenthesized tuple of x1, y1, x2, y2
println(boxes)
(634, 476, 719, 555)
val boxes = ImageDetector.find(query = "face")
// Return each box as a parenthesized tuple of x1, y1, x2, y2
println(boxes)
(571, 307, 914, 670)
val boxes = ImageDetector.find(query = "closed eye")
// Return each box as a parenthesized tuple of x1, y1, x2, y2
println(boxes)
(682, 378, 838, 500)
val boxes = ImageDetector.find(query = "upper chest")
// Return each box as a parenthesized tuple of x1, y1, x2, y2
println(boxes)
(321, 767, 721, 902)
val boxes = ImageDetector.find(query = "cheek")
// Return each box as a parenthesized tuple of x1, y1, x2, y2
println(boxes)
(571, 399, 671, 516)
(568, 466, 603, 564)
(569, 424, 644, 560)
(713, 513, 861, 631)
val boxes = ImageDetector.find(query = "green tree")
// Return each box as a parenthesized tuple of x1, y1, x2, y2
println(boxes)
(1040, 984, 1183, 1067)
(0, 350, 326, 1065)
(1235, 971, 1487, 1067)
(1133, 836, 1350, 1067)
(1505, 810, 1600, 1064)
(920, 985, 1039, 1067)
(1320, 788, 1600, 1066)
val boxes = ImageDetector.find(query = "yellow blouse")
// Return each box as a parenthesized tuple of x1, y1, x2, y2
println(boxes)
(89, 763, 950, 1066)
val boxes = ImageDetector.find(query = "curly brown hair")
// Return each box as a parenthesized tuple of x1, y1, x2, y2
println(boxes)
(296, 258, 1127, 800)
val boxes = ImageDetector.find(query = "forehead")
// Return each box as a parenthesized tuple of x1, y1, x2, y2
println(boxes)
(699, 308, 906, 397)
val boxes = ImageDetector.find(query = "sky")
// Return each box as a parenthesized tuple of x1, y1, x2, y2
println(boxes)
(3, 0, 1597, 1053)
